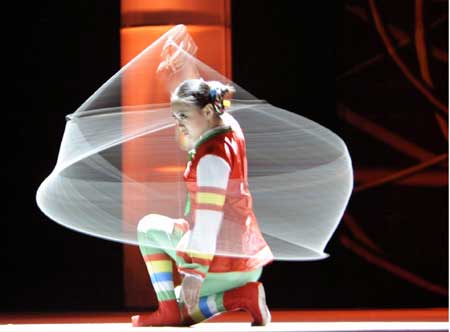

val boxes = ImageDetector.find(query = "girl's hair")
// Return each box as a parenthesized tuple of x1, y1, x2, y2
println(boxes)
(170, 79, 235, 115)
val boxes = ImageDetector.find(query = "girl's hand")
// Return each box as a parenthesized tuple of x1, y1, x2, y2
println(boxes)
(180, 275, 203, 314)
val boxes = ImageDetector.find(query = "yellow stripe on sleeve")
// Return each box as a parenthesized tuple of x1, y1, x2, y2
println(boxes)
(197, 192, 226, 207)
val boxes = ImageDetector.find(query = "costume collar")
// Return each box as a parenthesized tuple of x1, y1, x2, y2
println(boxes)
(188, 125, 232, 160)
(193, 125, 232, 149)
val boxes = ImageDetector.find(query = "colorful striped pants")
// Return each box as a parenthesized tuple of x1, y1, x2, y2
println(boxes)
(137, 213, 262, 322)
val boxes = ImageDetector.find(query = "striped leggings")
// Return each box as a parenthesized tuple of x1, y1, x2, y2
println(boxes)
(137, 213, 262, 322)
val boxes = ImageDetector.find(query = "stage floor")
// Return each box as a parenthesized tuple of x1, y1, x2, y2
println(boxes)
(0, 308, 448, 331)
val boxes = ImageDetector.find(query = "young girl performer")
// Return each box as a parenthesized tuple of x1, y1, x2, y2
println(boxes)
(131, 79, 273, 327)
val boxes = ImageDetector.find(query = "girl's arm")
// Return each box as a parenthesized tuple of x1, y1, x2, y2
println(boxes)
(178, 154, 230, 279)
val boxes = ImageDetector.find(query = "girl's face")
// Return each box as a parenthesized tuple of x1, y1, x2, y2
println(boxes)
(171, 103, 211, 144)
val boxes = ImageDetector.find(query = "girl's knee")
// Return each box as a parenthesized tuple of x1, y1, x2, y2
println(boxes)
(137, 213, 175, 234)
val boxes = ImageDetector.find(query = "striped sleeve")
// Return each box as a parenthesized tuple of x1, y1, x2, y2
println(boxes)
(178, 154, 230, 279)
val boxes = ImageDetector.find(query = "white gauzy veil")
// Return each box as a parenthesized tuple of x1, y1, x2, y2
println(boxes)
(36, 24, 353, 260)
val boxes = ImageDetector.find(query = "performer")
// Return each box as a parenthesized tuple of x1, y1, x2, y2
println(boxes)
(131, 79, 274, 327)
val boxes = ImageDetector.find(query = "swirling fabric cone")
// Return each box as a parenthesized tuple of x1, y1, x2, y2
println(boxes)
(36, 25, 353, 260)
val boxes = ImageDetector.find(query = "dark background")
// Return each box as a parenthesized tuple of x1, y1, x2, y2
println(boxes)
(4, 0, 448, 312)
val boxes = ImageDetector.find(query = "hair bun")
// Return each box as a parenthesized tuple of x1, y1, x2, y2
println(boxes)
(207, 81, 235, 114)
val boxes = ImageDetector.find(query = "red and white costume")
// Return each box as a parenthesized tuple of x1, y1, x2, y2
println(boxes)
(177, 118, 273, 278)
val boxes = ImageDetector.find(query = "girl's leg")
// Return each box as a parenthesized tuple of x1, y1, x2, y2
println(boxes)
(131, 214, 270, 326)
(131, 214, 187, 327)
(183, 268, 270, 326)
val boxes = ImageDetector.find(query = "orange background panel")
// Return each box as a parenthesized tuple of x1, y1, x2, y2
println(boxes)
(122, 0, 227, 16)
(121, 1, 231, 309)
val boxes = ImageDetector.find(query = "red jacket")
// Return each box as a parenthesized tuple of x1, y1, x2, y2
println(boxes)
(181, 125, 273, 274)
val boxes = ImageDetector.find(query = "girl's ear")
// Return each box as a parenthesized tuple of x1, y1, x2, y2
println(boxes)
(203, 104, 214, 118)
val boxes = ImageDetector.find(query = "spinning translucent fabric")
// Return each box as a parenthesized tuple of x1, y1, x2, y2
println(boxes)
(36, 25, 353, 260)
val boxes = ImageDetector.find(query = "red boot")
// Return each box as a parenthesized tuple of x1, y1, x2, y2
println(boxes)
(223, 282, 271, 326)
(131, 299, 182, 327)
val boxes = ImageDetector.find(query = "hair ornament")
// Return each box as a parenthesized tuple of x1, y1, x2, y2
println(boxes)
(209, 87, 225, 115)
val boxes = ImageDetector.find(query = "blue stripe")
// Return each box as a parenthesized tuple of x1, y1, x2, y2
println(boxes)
(198, 296, 214, 318)
(151, 272, 173, 282)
